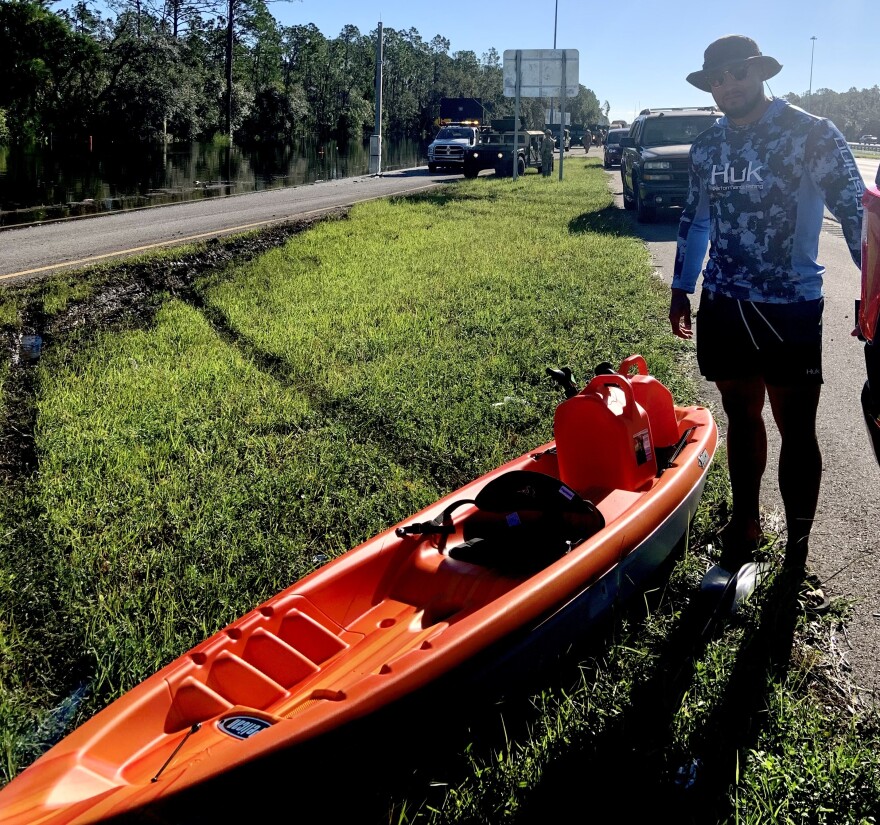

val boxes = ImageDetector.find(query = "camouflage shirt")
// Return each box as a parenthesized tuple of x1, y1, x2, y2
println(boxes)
(672, 98, 864, 303)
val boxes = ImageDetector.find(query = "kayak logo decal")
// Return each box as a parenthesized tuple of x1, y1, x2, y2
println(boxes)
(698, 449, 709, 469)
(218, 715, 273, 740)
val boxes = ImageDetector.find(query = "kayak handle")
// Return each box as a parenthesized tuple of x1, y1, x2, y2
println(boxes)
(395, 521, 454, 537)
(395, 499, 476, 538)
(546, 366, 579, 398)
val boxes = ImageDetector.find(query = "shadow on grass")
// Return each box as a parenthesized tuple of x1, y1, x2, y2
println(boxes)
(393, 188, 499, 208)
(568, 205, 632, 237)
(569, 204, 680, 243)
(679, 572, 801, 821)
(504, 568, 800, 824)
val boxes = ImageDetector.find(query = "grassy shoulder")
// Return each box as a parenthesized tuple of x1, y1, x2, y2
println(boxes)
(0, 160, 877, 821)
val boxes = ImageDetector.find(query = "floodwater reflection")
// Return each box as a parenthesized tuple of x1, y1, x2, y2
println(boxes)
(0, 138, 426, 226)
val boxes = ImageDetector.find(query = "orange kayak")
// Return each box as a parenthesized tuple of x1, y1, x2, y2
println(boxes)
(0, 355, 717, 825)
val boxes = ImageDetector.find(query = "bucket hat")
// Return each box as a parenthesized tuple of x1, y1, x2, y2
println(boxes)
(686, 35, 782, 93)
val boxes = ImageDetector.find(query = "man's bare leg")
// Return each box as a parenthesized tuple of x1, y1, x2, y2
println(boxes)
(767, 383, 822, 568)
(715, 377, 768, 562)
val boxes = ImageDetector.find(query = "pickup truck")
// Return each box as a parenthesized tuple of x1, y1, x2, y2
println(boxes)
(427, 125, 482, 172)
(462, 130, 546, 178)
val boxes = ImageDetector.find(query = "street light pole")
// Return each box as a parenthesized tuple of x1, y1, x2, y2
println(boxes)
(549, 0, 559, 131)
(808, 36, 817, 100)
(553, 0, 558, 48)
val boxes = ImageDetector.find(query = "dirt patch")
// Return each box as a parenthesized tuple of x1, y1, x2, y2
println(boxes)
(0, 211, 347, 482)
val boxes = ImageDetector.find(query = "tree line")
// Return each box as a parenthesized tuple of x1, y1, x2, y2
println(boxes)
(784, 88, 880, 142)
(0, 0, 608, 148)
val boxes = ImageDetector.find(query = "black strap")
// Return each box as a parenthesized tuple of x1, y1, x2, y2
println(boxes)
(394, 498, 476, 537)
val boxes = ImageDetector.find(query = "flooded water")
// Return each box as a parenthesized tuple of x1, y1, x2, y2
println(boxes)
(0, 138, 427, 226)
(13, 333, 43, 364)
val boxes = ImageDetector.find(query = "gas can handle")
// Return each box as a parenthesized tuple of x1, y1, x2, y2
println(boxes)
(585, 373, 637, 418)
(618, 354, 648, 376)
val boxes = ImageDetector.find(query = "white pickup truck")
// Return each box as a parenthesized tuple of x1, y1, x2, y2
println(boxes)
(427, 124, 482, 172)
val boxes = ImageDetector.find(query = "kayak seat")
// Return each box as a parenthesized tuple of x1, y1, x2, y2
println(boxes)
(446, 470, 604, 575)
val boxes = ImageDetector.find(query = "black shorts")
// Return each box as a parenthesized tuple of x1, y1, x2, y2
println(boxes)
(696, 290, 824, 386)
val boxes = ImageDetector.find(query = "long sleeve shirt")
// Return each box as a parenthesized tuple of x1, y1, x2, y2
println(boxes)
(671, 98, 864, 303)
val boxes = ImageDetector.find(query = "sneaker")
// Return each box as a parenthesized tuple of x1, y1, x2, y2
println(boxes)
(801, 587, 831, 616)
(777, 565, 830, 615)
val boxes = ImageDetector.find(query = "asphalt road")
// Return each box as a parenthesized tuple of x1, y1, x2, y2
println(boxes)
(603, 154, 880, 702)
(0, 168, 451, 281)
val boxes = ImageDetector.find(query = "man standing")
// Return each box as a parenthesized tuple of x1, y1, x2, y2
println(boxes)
(668, 35, 864, 580)
(541, 129, 555, 177)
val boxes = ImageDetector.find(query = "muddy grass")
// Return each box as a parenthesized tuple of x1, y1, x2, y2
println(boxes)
(0, 211, 347, 484)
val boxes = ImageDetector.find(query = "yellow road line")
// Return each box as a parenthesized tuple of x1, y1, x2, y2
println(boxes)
(0, 180, 440, 281)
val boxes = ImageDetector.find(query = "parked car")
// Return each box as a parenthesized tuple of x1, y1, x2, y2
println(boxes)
(602, 128, 628, 169)
(860, 135, 879, 145)
(620, 106, 721, 222)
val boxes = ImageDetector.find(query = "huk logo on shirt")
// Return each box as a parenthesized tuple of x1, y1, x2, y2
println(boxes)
(710, 162, 764, 188)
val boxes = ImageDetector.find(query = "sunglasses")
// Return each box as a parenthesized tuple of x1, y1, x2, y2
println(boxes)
(707, 62, 752, 88)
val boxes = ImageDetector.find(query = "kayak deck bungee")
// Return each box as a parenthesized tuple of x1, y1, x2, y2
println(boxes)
(0, 355, 717, 825)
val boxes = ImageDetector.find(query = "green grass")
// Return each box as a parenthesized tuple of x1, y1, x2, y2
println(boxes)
(1, 160, 878, 822)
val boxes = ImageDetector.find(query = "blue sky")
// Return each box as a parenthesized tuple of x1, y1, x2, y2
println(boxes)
(274, 0, 877, 125)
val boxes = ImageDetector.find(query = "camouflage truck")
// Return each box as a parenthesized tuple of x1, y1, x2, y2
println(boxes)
(462, 129, 547, 178)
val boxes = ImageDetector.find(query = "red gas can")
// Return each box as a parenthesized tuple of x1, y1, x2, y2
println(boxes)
(618, 355, 679, 449)
(553, 372, 657, 495)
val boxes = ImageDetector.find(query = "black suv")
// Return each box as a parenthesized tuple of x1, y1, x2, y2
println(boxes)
(602, 127, 628, 169)
(620, 107, 721, 221)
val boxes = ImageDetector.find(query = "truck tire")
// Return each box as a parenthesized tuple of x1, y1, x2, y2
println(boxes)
(634, 182, 654, 223)
(516, 156, 526, 177)
(463, 165, 478, 179)
(428, 163, 437, 172)
(622, 172, 635, 210)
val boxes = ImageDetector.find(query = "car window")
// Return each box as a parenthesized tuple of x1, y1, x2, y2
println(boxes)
(640, 116, 717, 146)
(436, 128, 472, 140)
(605, 131, 625, 144)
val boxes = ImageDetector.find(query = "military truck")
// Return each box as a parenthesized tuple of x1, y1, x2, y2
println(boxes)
(461, 129, 547, 178)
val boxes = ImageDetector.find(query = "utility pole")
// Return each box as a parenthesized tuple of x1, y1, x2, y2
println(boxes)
(549, 0, 558, 133)
(226, 0, 234, 138)
(370, 22, 384, 175)
(553, 0, 558, 48)
(808, 36, 817, 101)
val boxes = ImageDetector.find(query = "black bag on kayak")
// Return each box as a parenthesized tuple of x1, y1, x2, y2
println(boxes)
(439, 470, 605, 575)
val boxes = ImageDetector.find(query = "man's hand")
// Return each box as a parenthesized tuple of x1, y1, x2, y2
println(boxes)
(669, 288, 693, 340)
